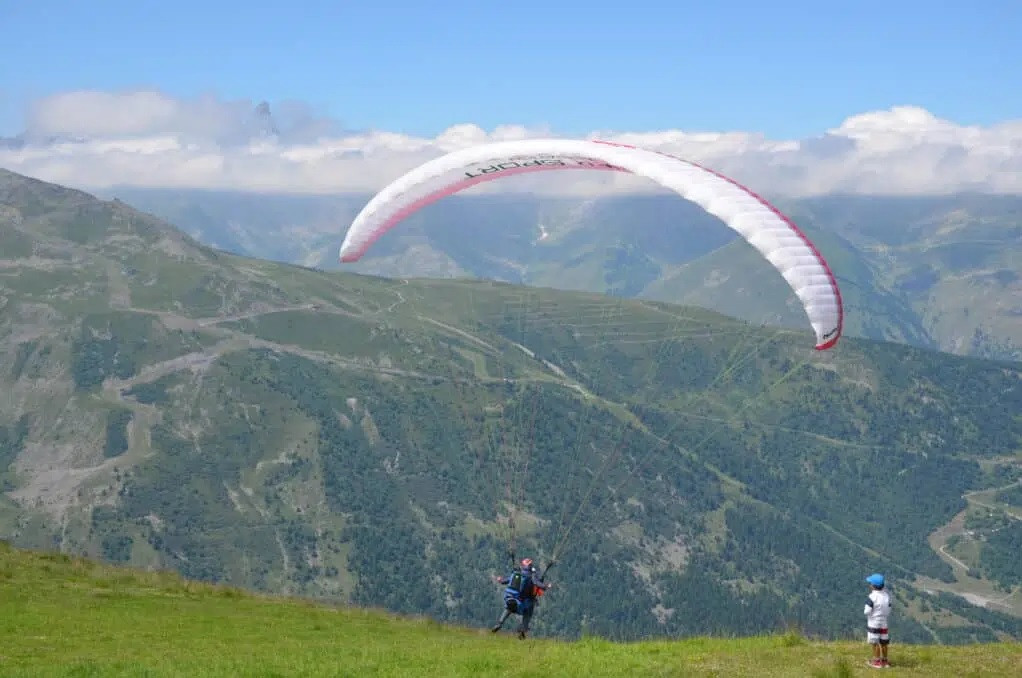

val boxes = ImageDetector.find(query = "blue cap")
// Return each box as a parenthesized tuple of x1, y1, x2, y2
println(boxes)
(866, 573, 885, 588)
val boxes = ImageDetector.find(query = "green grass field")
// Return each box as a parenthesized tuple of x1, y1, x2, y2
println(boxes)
(2, 542, 1021, 677)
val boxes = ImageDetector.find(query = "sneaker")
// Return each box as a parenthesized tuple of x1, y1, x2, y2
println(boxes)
(869, 659, 885, 669)
(491, 625, 501, 633)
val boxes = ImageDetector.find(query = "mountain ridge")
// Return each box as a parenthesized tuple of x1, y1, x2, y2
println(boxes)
(2, 168, 1022, 644)
(104, 185, 1022, 361)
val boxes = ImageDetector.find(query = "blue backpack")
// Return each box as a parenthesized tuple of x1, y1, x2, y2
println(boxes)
(505, 567, 534, 601)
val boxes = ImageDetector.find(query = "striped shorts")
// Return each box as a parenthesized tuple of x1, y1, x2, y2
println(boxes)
(867, 626, 889, 645)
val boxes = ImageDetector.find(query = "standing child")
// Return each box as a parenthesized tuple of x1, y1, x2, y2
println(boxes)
(864, 573, 892, 668)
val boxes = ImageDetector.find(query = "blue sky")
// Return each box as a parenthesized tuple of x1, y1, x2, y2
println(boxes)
(2, 0, 1019, 139)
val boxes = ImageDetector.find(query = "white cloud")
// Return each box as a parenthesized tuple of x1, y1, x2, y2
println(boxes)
(2, 89, 1020, 197)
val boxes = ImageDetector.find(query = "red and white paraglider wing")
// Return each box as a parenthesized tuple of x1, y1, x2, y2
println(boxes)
(337, 139, 631, 263)
(338, 139, 843, 350)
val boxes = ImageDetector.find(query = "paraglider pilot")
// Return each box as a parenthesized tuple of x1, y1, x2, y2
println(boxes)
(491, 557, 551, 639)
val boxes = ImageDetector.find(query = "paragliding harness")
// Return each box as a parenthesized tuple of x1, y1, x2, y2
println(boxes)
(503, 567, 532, 613)
(503, 555, 553, 614)
(492, 553, 554, 637)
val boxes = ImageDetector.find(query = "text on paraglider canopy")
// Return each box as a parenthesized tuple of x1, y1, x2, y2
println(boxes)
(463, 157, 621, 178)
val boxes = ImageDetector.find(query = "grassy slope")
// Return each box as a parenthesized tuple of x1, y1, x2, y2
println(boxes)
(2, 542, 1021, 678)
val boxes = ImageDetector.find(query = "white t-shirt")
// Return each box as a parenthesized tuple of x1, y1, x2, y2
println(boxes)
(864, 589, 892, 628)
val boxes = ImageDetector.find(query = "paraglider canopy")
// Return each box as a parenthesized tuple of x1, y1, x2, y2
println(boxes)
(338, 138, 843, 350)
